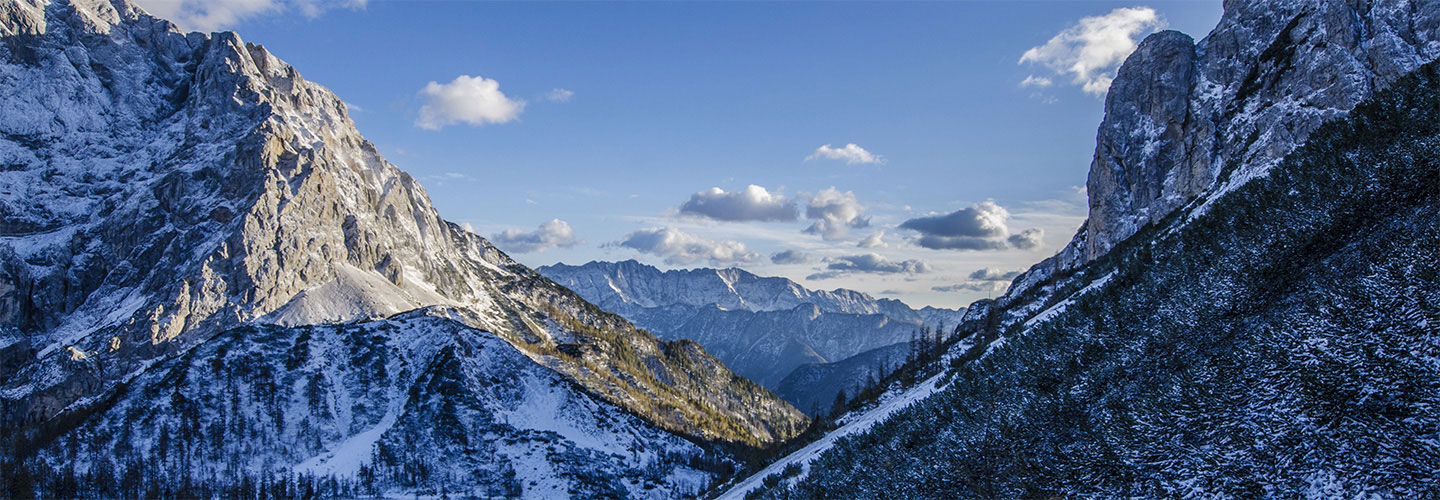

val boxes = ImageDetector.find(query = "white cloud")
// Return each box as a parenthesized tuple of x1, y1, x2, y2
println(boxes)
(615, 227, 760, 266)
(415, 75, 526, 130)
(808, 253, 933, 280)
(490, 219, 581, 253)
(135, 0, 364, 32)
(858, 230, 888, 249)
(1019, 75, 1054, 88)
(806, 143, 884, 165)
(1019, 7, 1166, 96)
(543, 88, 575, 103)
(899, 201, 1044, 251)
(678, 185, 798, 222)
(804, 188, 869, 241)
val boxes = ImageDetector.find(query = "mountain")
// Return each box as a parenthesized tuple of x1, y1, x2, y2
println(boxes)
(726, 1, 1440, 497)
(771, 342, 908, 417)
(0, 0, 805, 496)
(539, 260, 964, 395)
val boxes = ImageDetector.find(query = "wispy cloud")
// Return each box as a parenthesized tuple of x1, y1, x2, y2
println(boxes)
(135, 0, 365, 32)
(415, 75, 525, 130)
(808, 253, 933, 280)
(770, 249, 813, 265)
(1019, 6, 1166, 96)
(1019, 75, 1053, 88)
(858, 230, 888, 249)
(806, 143, 884, 165)
(543, 88, 575, 103)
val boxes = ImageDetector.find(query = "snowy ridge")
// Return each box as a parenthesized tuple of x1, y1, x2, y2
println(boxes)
(37, 310, 717, 498)
(720, 337, 979, 500)
(540, 260, 963, 394)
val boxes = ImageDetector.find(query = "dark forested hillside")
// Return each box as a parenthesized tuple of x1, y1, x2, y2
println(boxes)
(748, 58, 1440, 499)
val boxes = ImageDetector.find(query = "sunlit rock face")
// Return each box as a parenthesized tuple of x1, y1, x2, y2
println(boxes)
(0, 1, 807, 495)
(1002, 0, 1440, 306)
(1082, 0, 1440, 262)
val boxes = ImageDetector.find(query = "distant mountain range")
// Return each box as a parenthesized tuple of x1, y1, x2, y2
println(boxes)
(539, 260, 964, 412)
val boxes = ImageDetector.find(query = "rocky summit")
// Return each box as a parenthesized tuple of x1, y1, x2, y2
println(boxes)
(0, 0, 805, 497)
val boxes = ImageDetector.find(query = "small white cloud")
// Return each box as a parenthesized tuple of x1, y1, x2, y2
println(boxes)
(134, 0, 364, 32)
(415, 75, 526, 130)
(1019, 75, 1053, 88)
(490, 219, 580, 253)
(1019, 7, 1166, 96)
(543, 88, 575, 103)
(804, 188, 869, 241)
(615, 227, 760, 266)
(858, 230, 888, 249)
(678, 185, 798, 222)
(806, 143, 884, 165)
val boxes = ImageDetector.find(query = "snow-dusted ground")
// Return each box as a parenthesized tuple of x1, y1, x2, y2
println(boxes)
(716, 372, 949, 500)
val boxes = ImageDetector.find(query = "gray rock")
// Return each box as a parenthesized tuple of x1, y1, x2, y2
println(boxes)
(0, 0, 805, 453)
(1006, 0, 1440, 302)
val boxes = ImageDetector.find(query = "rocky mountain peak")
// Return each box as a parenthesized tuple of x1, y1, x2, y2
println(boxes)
(1079, 0, 1440, 262)
(1, 0, 806, 450)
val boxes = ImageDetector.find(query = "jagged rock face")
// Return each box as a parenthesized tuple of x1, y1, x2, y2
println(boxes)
(1082, 0, 1440, 261)
(0, 0, 804, 456)
(1086, 30, 1199, 260)
(540, 260, 963, 395)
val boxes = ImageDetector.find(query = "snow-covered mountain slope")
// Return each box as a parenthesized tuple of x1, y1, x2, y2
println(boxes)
(13, 308, 722, 498)
(541, 260, 944, 321)
(730, 1, 1440, 497)
(0, 0, 807, 495)
(540, 260, 963, 391)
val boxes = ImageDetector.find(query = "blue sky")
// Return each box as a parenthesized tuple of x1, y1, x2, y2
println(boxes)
(136, 0, 1223, 309)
